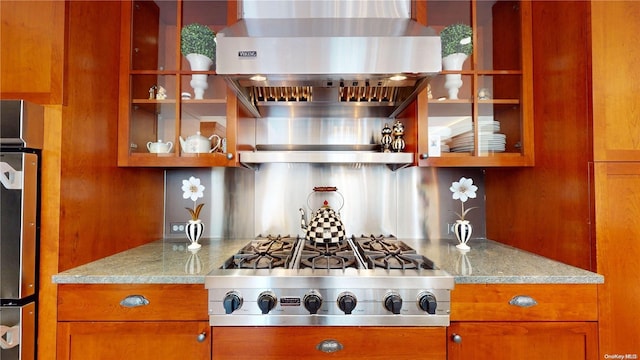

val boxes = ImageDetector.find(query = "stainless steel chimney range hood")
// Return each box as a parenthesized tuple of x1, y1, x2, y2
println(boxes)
(216, 17, 442, 118)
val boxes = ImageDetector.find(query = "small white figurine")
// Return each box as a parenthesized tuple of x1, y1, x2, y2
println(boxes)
(156, 85, 167, 100)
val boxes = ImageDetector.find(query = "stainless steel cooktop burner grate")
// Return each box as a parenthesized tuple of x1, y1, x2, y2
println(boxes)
(299, 241, 359, 270)
(220, 234, 435, 270)
(355, 234, 435, 270)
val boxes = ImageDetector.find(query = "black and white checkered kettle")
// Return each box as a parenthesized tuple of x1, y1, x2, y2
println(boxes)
(299, 187, 346, 244)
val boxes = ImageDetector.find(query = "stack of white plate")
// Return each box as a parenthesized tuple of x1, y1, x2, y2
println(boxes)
(428, 116, 503, 152)
(449, 132, 506, 152)
(448, 119, 500, 138)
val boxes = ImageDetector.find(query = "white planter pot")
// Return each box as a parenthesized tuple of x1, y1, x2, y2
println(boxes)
(442, 53, 468, 100)
(185, 219, 204, 250)
(186, 53, 213, 99)
(453, 219, 472, 250)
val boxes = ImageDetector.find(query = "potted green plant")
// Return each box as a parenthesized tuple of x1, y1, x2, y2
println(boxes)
(439, 23, 473, 100)
(181, 23, 216, 99)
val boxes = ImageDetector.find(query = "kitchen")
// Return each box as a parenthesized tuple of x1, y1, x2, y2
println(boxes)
(0, 0, 638, 359)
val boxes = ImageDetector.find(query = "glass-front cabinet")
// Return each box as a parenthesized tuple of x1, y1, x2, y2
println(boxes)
(417, 0, 533, 167)
(118, 0, 239, 167)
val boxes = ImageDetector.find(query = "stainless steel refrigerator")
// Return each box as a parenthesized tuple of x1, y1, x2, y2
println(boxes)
(0, 100, 42, 360)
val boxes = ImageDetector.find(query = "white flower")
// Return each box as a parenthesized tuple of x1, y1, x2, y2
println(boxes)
(182, 176, 205, 201)
(450, 177, 478, 202)
(182, 176, 205, 220)
(450, 177, 478, 220)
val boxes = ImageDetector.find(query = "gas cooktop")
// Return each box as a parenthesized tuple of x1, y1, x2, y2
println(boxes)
(218, 234, 436, 271)
(206, 235, 454, 327)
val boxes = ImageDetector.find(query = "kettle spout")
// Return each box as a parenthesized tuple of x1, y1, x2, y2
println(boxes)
(299, 208, 306, 230)
(179, 136, 186, 151)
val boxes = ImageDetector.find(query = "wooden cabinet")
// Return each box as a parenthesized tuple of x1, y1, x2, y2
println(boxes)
(594, 163, 640, 356)
(447, 284, 599, 360)
(591, 2, 640, 162)
(57, 321, 210, 360)
(447, 322, 598, 360)
(212, 326, 446, 359)
(117, 0, 242, 167)
(412, 0, 534, 167)
(57, 284, 211, 360)
(0, 1, 66, 104)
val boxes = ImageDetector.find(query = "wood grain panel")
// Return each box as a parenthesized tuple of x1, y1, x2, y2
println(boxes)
(592, 1, 640, 161)
(450, 284, 598, 322)
(448, 322, 598, 360)
(485, 1, 594, 271)
(595, 162, 640, 357)
(57, 1, 164, 271)
(39, 105, 63, 360)
(213, 327, 445, 360)
(57, 284, 207, 321)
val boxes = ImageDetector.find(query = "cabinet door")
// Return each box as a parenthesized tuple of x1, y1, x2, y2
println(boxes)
(118, 0, 240, 167)
(213, 326, 446, 360)
(57, 321, 211, 360)
(448, 322, 598, 360)
(592, 2, 640, 161)
(595, 163, 640, 356)
(417, 0, 533, 167)
(0, 1, 65, 104)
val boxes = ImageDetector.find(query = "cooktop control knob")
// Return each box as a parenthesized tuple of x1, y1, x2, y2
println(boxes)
(384, 292, 403, 314)
(223, 291, 243, 314)
(303, 290, 323, 314)
(418, 292, 438, 314)
(337, 292, 357, 315)
(257, 291, 277, 314)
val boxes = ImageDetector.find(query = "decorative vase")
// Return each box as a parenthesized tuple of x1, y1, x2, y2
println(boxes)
(186, 53, 213, 100)
(453, 219, 472, 250)
(185, 219, 204, 250)
(442, 53, 468, 100)
(185, 247, 203, 274)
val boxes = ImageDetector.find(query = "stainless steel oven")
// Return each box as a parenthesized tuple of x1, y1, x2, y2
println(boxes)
(1, 99, 43, 360)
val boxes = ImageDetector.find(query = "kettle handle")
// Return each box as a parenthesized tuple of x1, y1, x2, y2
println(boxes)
(307, 187, 344, 212)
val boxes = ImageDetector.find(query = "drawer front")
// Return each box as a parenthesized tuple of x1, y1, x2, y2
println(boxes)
(57, 284, 207, 321)
(450, 284, 598, 321)
(213, 327, 446, 360)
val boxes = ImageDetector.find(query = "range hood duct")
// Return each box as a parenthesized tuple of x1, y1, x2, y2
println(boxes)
(216, 17, 442, 118)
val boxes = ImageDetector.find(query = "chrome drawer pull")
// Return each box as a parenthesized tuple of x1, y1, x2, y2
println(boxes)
(509, 295, 538, 308)
(120, 295, 150, 308)
(316, 339, 343, 353)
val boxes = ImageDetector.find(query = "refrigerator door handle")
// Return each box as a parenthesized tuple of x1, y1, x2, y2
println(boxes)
(0, 324, 20, 349)
(0, 161, 23, 190)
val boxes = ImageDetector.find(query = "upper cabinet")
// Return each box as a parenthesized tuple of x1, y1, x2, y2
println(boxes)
(117, 0, 533, 168)
(0, 1, 66, 105)
(415, 0, 534, 167)
(591, 1, 640, 162)
(118, 0, 242, 167)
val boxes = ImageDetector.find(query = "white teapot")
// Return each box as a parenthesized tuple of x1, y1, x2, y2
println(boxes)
(179, 132, 221, 153)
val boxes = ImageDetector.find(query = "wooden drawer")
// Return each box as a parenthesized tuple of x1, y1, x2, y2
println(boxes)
(450, 284, 598, 321)
(213, 326, 446, 359)
(57, 284, 208, 321)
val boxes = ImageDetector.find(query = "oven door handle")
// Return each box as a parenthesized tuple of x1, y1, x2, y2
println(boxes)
(0, 162, 23, 190)
(0, 325, 20, 349)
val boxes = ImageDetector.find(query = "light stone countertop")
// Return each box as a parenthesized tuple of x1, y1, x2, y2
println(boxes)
(52, 237, 604, 285)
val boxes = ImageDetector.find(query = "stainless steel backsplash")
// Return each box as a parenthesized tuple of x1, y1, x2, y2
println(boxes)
(165, 165, 485, 240)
